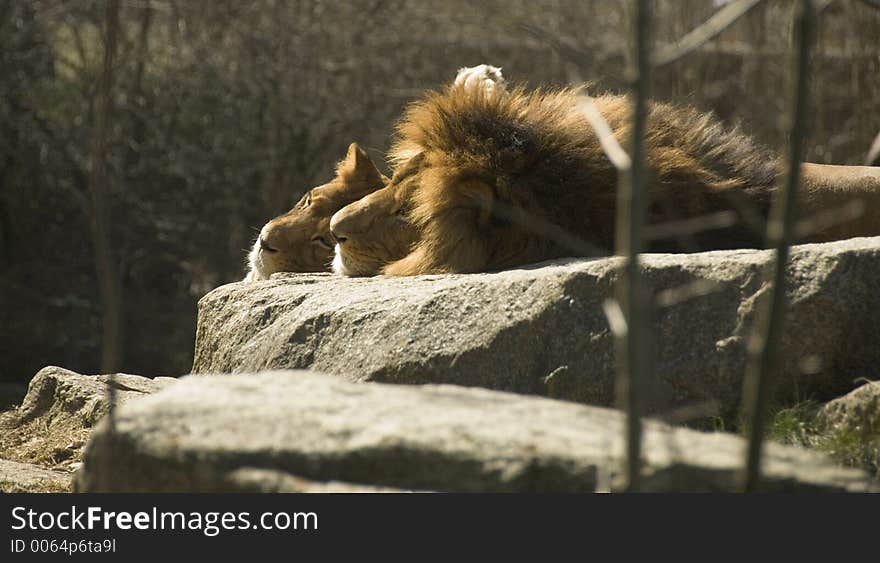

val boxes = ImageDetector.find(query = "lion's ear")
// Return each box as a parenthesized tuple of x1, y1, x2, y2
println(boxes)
(342, 142, 384, 185)
(344, 142, 364, 164)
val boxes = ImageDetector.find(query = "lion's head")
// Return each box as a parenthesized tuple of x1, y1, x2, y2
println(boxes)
(245, 143, 386, 280)
(329, 154, 423, 276)
(329, 144, 563, 277)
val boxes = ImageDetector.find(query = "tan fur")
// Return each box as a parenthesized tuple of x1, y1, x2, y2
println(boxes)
(246, 143, 386, 280)
(329, 153, 424, 276)
(798, 163, 880, 242)
(331, 84, 880, 276)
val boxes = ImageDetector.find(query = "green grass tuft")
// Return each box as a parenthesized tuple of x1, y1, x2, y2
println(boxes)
(766, 400, 879, 479)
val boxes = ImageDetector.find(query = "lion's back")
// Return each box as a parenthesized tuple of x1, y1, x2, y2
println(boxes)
(393, 84, 779, 257)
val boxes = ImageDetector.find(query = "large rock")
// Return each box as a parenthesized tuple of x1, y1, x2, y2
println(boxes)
(816, 381, 880, 475)
(0, 366, 176, 472)
(817, 381, 880, 433)
(0, 459, 71, 493)
(15, 366, 176, 426)
(193, 237, 880, 418)
(75, 371, 873, 492)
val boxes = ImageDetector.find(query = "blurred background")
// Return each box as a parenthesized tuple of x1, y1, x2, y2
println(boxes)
(1, 0, 879, 386)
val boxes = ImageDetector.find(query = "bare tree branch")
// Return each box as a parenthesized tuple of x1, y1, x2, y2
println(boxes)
(643, 210, 739, 240)
(867, 130, 880, 166)
(653, 0, 763, 68)
(577, 99, 631, 170)
(87, 0, 123, 377)
(739, 0, 815, 493)
(517, 21, 593, 65)
(616, 0, 652, 493)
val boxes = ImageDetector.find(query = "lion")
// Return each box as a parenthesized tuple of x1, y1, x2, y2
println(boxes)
(245, 142, 386, 281)
(330, 82, 880, 276)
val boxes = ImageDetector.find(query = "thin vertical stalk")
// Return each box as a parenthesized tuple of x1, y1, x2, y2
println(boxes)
(615, 0, 651, 492)
(88, 0, 122, 376)
(739, 0, 815, 493)
(89, 0, 121, 432)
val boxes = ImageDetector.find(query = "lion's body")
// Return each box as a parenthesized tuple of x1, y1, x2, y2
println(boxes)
(330, 84, 880, 276)
(798, 162, 880, 242)
(332, 85, 782, 275)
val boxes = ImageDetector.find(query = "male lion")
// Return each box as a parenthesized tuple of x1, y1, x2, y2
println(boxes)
(245, 142, 386, 280)
(330, 83, 880, 276)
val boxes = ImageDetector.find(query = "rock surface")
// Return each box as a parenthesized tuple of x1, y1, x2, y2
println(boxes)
(15, 366, 176, 426)
(817, 381, 880, 432)
(816, 381, 879, 475)
(220, 468, 415, 493)
(75, 371, 874, 493)
(0, 459, 71, 492)
(193, 237, 880, 418)
(0, 366, 176, 473)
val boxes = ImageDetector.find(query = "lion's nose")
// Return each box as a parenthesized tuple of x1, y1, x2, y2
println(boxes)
(329, 210, 350, 243)
(258, 224, 280, 252)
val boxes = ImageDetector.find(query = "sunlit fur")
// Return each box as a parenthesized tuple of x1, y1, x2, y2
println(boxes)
(330, 154, 423, 276)
(246, 143, 386, 280)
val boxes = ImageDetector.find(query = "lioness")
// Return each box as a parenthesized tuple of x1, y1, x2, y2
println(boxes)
(330, 83, 880, 276)
(245, 143, 386, 280)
